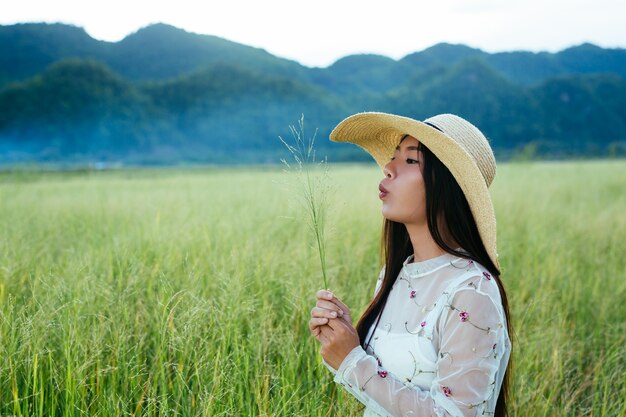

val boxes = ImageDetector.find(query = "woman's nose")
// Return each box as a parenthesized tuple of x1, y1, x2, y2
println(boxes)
(383, 161, 394, 178)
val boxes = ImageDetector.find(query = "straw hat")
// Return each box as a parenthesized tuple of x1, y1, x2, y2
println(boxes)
(329, 112, 499, 269)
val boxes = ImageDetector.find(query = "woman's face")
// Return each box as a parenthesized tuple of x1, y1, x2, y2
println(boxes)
(378, 135, 426, 226)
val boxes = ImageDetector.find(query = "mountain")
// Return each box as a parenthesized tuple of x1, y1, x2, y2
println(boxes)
(3, 24, 626, 88)
(0, 22, 625, 163)
(140, 61, 348, 159)
(533, 73, 626, 153)
(0, 58, 350, 163)
(105, 23, 310, 82)
(401, 43, 486, 68)
(386, 58, 541, 151)
(310, 54, 411, 94)
(398, 42, 626, 85)
(0, 23, 310, 86)
(0, 59, 155, 160)
(0, 23, 106, 85)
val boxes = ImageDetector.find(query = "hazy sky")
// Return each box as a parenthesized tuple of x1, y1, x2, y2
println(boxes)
(2, 0, 625, 67)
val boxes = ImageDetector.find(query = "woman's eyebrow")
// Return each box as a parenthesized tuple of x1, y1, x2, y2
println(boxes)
(394, 145, 420, 151)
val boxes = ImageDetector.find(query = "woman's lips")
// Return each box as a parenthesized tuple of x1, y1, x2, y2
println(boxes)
(379, 183, 389, 199)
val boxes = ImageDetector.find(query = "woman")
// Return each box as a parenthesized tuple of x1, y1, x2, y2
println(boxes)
(309, 112, 511, 417)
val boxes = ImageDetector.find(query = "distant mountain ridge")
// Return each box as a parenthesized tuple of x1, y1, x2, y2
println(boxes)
(1, 22, 625, 163)
(3, 23, 626, 87)
(0, 23, 311, 85)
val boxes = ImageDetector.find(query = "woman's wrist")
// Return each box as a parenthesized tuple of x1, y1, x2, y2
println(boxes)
(336, 345, 366, 374)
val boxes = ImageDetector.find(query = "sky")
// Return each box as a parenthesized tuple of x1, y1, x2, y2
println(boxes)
(2, 0, 625, 68)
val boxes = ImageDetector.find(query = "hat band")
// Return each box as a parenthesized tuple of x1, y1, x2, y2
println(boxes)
(424, 121, 444, 133)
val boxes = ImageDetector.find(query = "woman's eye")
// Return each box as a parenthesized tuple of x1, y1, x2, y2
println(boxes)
(390, 157, 396, 161)
(406, 158, 419, 164)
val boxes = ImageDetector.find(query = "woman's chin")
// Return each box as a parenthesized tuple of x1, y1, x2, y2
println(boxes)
(381, 209, 399, 222)
(381, 210, 415, 225)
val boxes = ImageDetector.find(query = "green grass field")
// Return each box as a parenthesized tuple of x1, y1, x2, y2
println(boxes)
(1, 161, 624, 416)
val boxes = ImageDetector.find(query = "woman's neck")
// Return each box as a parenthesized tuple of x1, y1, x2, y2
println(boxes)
(405, 222, 449, 262)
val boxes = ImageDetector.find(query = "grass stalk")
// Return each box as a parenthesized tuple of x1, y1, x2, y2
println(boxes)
(279, 114, 332, 290)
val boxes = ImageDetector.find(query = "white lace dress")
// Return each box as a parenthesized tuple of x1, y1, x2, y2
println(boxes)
(323, 252, 511, 417)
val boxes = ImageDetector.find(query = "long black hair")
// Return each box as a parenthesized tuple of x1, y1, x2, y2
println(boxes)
(355, 138, 512, 417)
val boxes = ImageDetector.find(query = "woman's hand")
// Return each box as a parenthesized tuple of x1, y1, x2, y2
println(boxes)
(309, 290, 352, 339)
(309, 290, 360, 370)
(318, 317, 360, 370)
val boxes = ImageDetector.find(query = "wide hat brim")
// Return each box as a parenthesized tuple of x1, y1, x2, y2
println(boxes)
(330, 112, 499, 270)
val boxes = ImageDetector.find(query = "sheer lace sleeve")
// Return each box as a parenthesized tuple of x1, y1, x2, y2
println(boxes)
(332, 284, 509, 417)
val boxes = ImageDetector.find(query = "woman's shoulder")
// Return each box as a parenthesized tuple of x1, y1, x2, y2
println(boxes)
(445, 257, 504, 305)
(440, 258, 506, 322)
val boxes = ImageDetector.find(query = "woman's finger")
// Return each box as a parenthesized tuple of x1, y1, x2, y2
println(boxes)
(311, 306, 340, 319)
(327, 297, 351, 317)
(325, 317, 345, 331)
(317, 329, 330, 344)
(311, 326, 320, 338)
(318, 323, 334, 339)
(316, 290, 351, 318)
(315, 300, 344, 317)
(316, 289, 335, 301)
(309, 317, 329, 331)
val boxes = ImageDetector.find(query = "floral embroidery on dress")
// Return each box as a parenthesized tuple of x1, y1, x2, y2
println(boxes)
(378, 370, 388, 378)
(459, 311, 469, 322)
(442, 386, 452, 397)
(447, 299, 492, 333)
(405, 283, 435, 312)
(483, 271, 491, 280)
